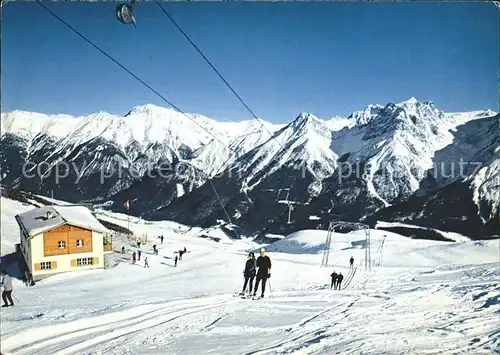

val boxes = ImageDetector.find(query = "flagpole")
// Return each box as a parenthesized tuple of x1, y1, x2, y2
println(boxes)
(124, 200, 131, 235)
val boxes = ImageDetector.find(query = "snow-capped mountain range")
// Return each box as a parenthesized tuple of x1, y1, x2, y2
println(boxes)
(1, 98, 498, 238)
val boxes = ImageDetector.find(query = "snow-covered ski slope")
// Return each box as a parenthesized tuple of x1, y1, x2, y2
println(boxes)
(0, 198, 35, 254)
(0, 197, 499, 355)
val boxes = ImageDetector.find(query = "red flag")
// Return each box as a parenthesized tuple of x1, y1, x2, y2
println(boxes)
(124, 200, 130, 211)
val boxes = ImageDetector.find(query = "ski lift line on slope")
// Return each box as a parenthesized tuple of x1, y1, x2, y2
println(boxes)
(35, 0, 234, 225)
(132, 0, 314, 212)
(39, 0, 284, 227)
(153, 1, 298, 204)
(153, 0, 285, 152)
(34, 1, 226, 150)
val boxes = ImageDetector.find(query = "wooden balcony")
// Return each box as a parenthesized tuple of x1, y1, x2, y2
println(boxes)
(103, 238, 113, 253)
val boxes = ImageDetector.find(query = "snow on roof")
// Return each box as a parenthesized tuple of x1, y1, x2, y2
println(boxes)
(15, 205, 111, 238)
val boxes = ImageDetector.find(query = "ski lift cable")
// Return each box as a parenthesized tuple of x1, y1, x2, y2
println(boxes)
(35, 1, 229, 152)
(36, 1, 244, 169)
(35, 0, 233, 225)
(153, 1, 286, 151)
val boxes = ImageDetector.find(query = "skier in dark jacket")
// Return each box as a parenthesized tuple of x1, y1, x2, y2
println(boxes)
(349, 256, 354, 268)
(336, 272, 344, 289)
(239, 252, 256, 296)
(174, 255, 178, 267)
(253, 248, 272, 298)
(330, 271, 338, 289)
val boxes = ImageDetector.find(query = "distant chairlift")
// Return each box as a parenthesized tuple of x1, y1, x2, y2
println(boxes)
(275, 188, 309, 224)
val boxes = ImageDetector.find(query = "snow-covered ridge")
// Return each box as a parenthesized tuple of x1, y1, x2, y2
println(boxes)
(3, 99, 495, 142)
(0, 104, 284, 179)
(233, 111, 339, 190)
(328, 99, 497, 207)
(1, 99, 497, 229)
(1, 105, 282, 151)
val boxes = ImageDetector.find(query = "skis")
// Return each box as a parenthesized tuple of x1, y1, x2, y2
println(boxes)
(233, 293, 265, 300)
(233, 293, 255, 299)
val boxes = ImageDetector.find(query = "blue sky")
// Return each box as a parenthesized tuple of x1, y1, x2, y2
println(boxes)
(3, 2, 498, 123)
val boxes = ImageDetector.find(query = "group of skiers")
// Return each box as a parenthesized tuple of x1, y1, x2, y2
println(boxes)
(173, 247, 187, 267)
(330, 271, 344, 290)
(128, 244, 187, 268)
(239, 252, 355, 297)
(1, 249, 354, 316)
(131, 250, 149, 267)
(177, 247, 187, 261)
(330, 256, 355, 290)
(239, 248, 272, 299)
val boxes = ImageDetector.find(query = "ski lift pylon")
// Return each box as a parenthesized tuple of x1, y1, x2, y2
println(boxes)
(116, 0, 137, 26)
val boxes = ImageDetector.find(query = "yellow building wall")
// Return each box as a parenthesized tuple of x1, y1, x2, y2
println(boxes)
(30, 230, 105, 277)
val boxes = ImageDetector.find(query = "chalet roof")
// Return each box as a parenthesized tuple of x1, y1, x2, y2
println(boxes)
(15, 205, 111, 238)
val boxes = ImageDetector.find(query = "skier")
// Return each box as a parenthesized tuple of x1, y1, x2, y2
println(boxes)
(153, 245, 157, 255)
(174, 255, 178, 267)
(330, 271, 338, 290)
(160, 235, 164, 244)
(24, 271, 30, 286)
(121, 246, 125, 254)
(253, 248, 271, 298)
(24, 271, 34, 286)
(239, 252, 256, 296)
(132, 251, 136, 264)
(349, 256, 354, 268)
(179, 250, 183, 260)
(337, 272, 344, 289)
(144, 257, 149, 268)
(1, 270, 14, 307)
(137, 250, 142, 261)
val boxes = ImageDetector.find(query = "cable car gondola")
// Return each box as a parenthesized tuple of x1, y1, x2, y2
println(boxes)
(116, 0, 137, 26)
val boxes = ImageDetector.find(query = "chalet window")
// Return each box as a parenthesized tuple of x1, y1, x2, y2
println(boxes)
(40, 261, 52, 270)
(58, 241, 66, 249)
(76, 240, 84, 248)
(76, 257, 93, 267)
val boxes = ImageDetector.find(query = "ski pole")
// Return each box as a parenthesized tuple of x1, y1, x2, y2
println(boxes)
(12, 294, 19, 303)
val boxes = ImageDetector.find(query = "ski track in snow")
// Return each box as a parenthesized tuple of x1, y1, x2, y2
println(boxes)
(0, 197, 499, 355)
(3, 262, 498, 355)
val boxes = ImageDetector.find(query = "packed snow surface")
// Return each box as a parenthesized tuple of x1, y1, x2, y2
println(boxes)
(0, 197, 499, 354)
(0, 198, 34, 254)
